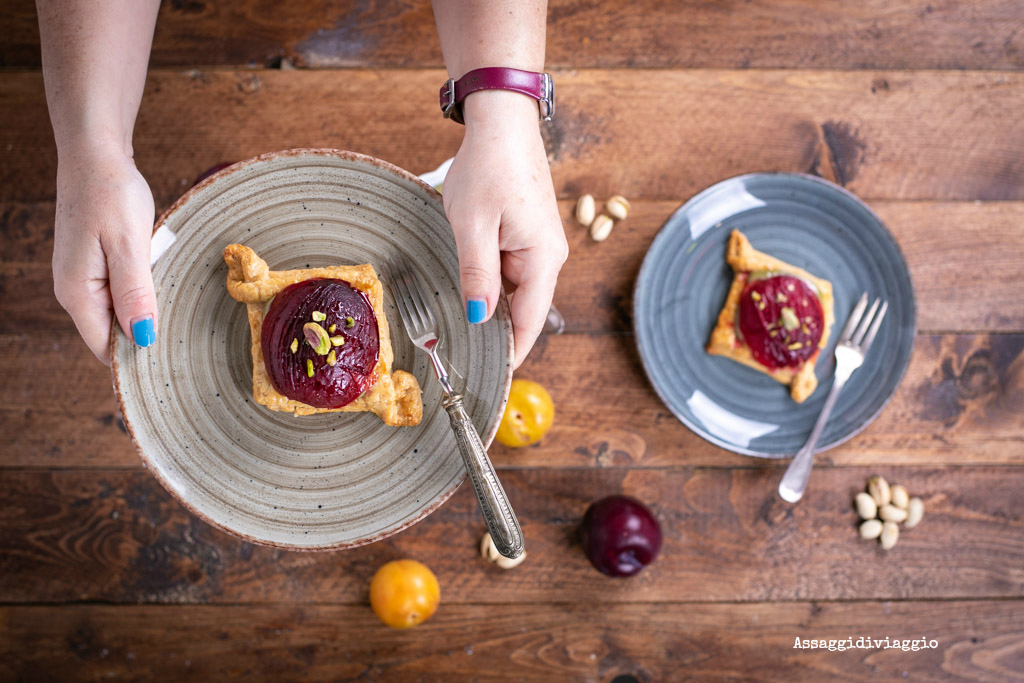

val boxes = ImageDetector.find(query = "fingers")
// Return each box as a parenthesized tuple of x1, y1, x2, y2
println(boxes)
(506, 253, 563, 369)
(55, 279, 116, 366)
(106, 233, 158, 352)
(450, 214, 502, 325)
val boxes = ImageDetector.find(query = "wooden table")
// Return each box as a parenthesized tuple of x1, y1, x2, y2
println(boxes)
(2, 2, 1023, 680)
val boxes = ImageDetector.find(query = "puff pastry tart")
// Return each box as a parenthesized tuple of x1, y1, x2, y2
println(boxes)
(223, 244, 422, 426)
(706, 230, 835, 403)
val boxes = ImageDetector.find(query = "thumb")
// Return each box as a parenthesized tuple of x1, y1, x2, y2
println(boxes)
(452, 217, 501, 325)
(107, 237, 159, 349)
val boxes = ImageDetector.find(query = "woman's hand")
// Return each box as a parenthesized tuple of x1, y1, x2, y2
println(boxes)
(441, 90, 568, 368)
(52, 146, 158, 365)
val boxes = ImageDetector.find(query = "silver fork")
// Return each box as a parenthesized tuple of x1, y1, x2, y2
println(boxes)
(388, 260, 525, 559)
(778, 293, 888, 503)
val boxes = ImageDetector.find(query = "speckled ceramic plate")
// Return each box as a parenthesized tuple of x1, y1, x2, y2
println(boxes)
(634, 173, 915, 457)
(112, 149, 513, 550)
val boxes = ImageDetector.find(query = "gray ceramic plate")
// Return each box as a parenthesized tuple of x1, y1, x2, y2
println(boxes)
(634, 173, 915, 457)
(113, 149, 513, 550)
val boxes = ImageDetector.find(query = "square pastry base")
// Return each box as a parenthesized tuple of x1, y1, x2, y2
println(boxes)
(224, 244, 422, 426)
(706, 231, 834, 403)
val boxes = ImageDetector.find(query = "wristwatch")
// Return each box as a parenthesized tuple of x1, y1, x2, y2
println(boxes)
(440, 67, 555, 125)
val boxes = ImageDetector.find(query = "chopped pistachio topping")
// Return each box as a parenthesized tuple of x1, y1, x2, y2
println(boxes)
(787, 342, 803, 350)
(757, 301, 766, 311)
(769, 330, 778, 338)
(330, 335, 345, 346)
(303, 322, 331, 355)
(311, 311, 326, 322)
(780, 307, 800, 331)
(326, 349, 337, 366)
(306, 358, 314, 377)
(290, 338, 298, 354)
(750, 291, 762, 302)
(775, 292, 788, 303)
(345, 316, 355, 328)
(787, 283, 795, 292)
(801, 324, 810, 334)
(328, 324, 337, 334)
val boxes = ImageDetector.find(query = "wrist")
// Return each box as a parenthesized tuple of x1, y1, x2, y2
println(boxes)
(53, 114, 134, 164)
(57, 133, 134, 169)
(462, 89, 543, 130)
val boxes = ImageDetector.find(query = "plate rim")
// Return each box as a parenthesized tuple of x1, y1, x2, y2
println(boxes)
(632, 171, 917, 458)
(111, 147, 514, 551)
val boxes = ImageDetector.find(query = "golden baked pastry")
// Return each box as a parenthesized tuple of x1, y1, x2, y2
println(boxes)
(706, 230, 834, 403)
(223, 244, 422, 426)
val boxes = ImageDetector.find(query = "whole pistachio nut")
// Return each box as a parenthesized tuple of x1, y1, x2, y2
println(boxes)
(303, 322, 331, 355)
(868, 476, 892, 508)
(891, 485, 910, 510)
(879, 504, 908, 523)
(495, 551, 528, 569)
(780, 307, 800, 331)
(905, 497, 925, 528)
(479, 532, 500, 562)
(575, 194, 596, 227)
(590, 214, 614, 242)
(855, 492, 878, 520)
(880, 521, 899, 550)
(859, 519, 884, 540)
(480, 532, 526, 569)
(605, 195, 631, 220)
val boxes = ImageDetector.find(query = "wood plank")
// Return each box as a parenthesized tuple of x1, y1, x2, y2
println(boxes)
(3, 70, 1023, 205)
(1, 332, 1021, 468)
(4, 0, 1023, 70)
(1, 468, 1021, 604)
(6, 200, 1023, 333)
(504, 332, 1024, 468)
(1, 601, 1021, 681)
(555, 200, 1024, 334)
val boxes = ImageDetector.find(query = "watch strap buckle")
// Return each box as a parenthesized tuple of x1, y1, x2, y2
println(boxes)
(440, 77, 457, 120)
(539, 73, 555, 121)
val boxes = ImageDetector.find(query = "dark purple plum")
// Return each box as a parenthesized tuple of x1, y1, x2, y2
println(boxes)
(262, 278, 379, 409)
(580, 495, 662, 577)
(191, 161, 235, 188)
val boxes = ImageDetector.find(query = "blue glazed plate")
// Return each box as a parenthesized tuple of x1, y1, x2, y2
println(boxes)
(633, 173, 916, 457)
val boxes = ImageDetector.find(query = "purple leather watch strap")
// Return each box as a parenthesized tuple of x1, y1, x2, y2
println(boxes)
(440, 67, 554, 124)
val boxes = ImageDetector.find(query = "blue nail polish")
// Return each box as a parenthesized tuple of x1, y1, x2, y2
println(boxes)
(132, 316, 156, 348)
(466, 298, 487, 324)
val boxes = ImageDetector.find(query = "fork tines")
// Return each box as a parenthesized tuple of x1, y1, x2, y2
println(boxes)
(842, 292, 888, 352)
(386, 259, 437, 342)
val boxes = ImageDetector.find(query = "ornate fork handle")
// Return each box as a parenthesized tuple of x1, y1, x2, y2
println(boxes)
(442, 393, 525, 559)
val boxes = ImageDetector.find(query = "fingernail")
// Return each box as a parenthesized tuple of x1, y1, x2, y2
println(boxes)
(466, 298, 487, 324)
(131, 316, 156, 348)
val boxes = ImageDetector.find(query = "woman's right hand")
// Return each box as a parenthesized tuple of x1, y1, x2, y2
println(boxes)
(53, 145, 158, 365)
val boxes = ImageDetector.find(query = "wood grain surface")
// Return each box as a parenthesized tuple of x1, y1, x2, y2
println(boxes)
(2, 331, 1021, 469)
(3, 70, 1023, 205)
(1, 468, 1021, 604)
(2, 602, 1022, 681)
(5, 200, 1024, 333)
(4, 0, 1023, 70)
(2, 1, 1023, 679)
